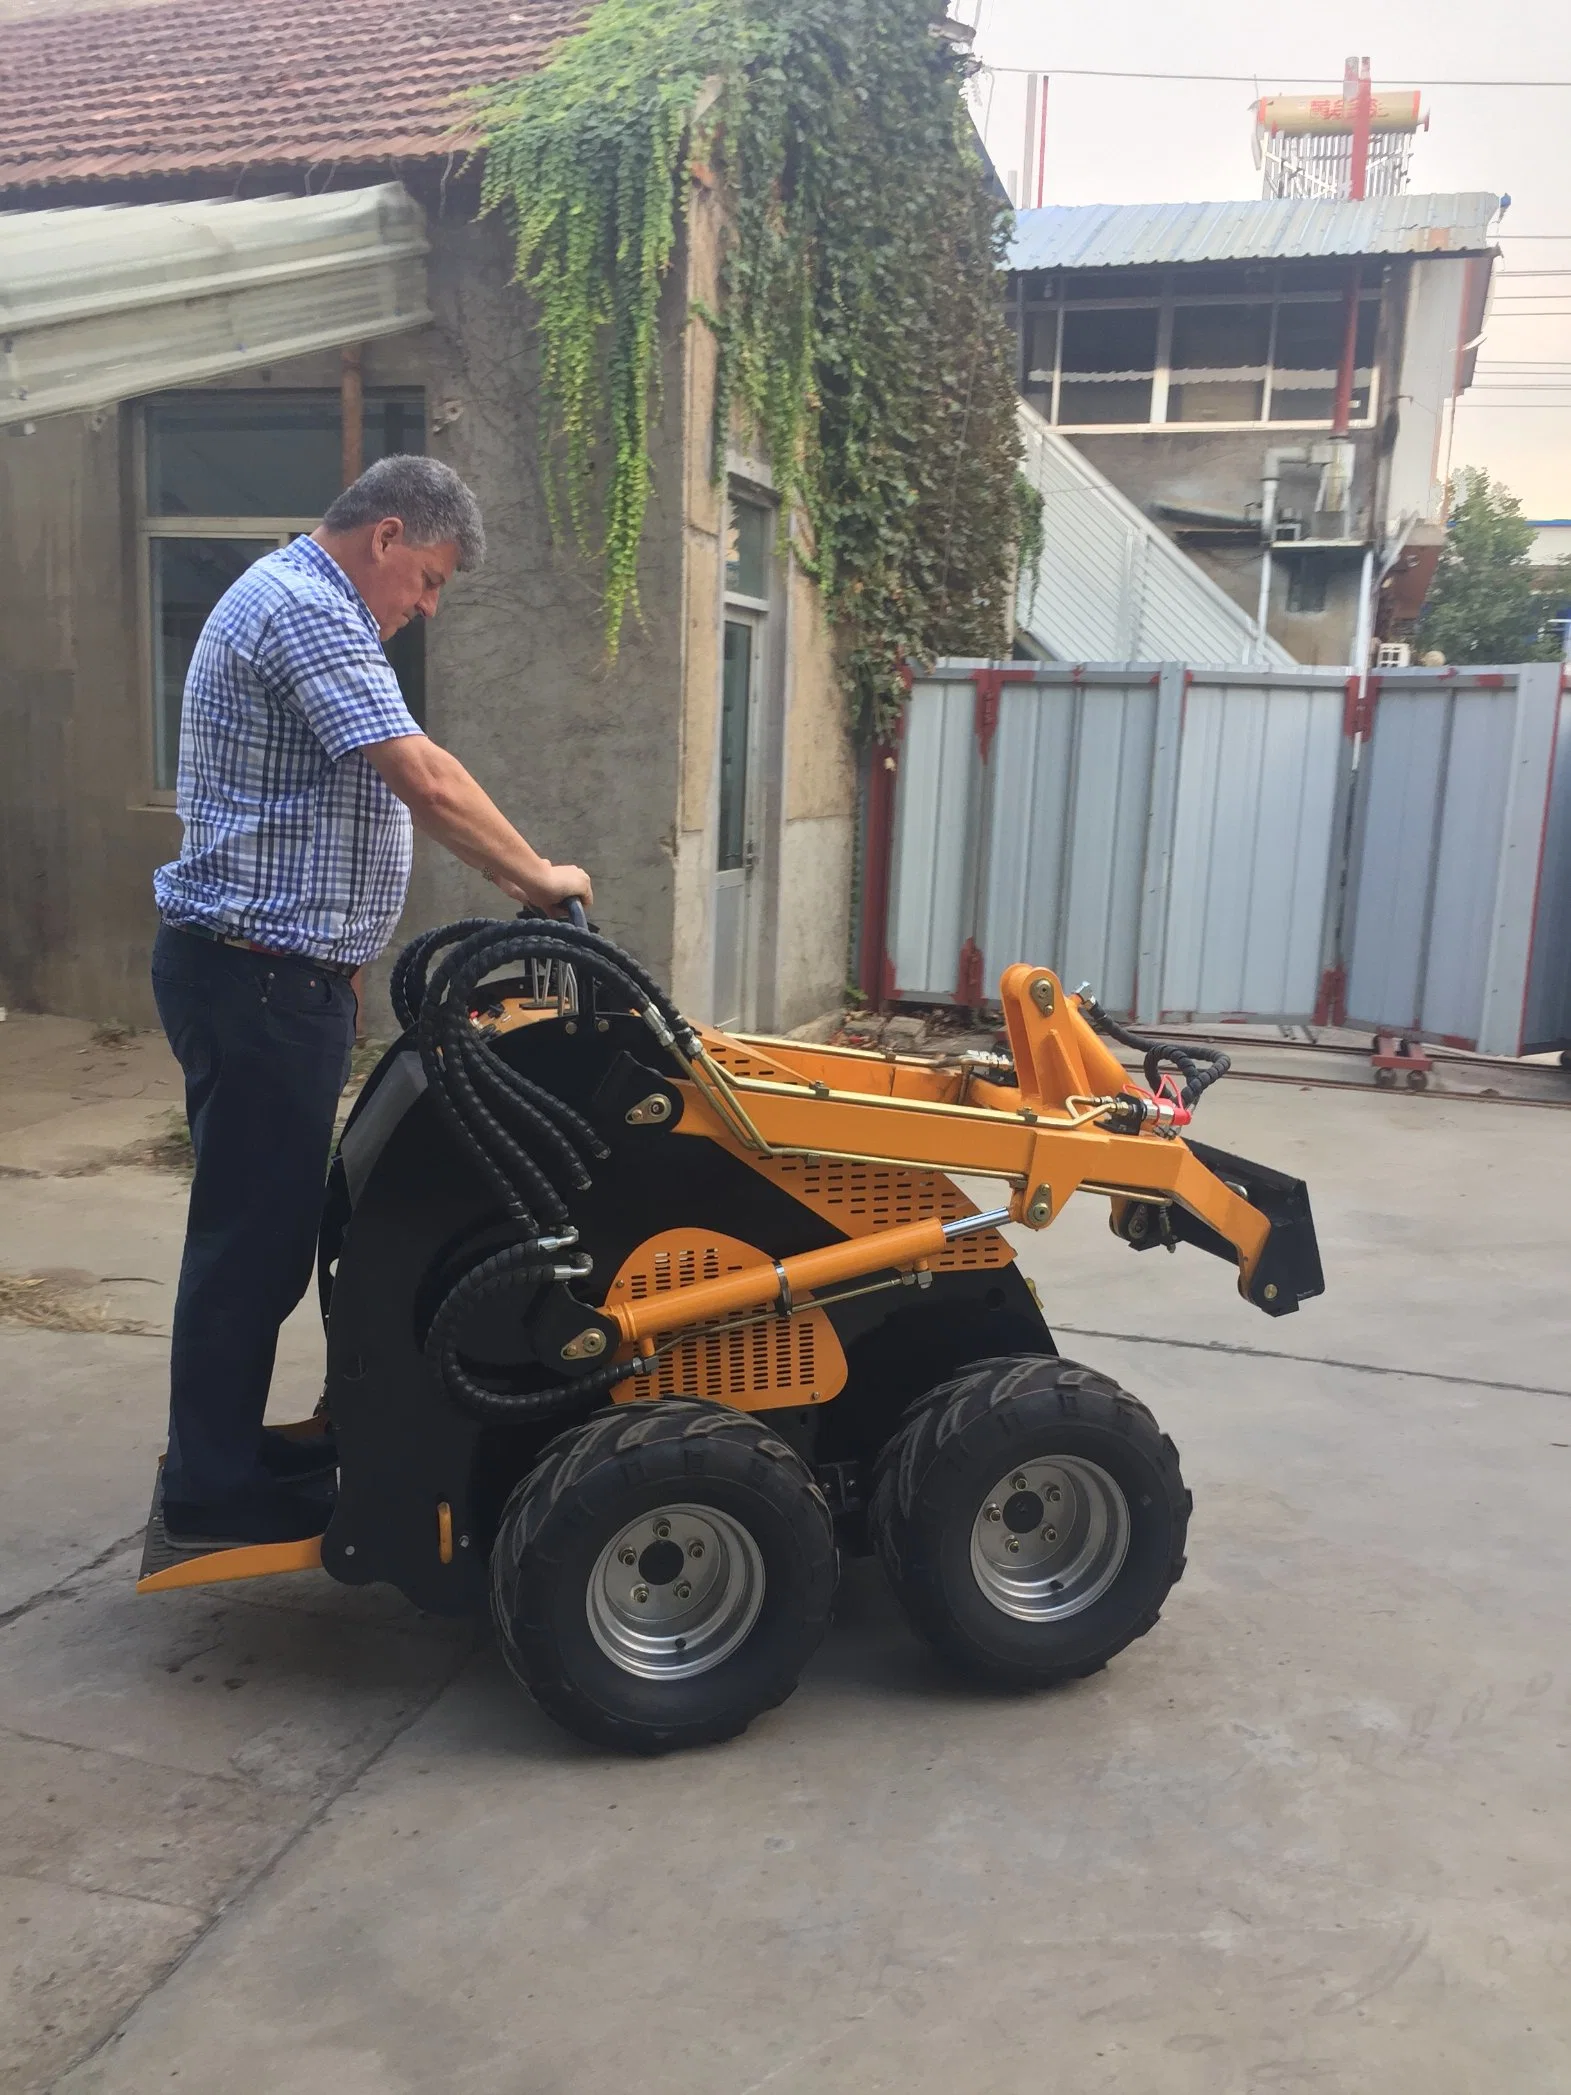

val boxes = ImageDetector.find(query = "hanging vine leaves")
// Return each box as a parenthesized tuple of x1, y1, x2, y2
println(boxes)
(477, 0, 1027, 732)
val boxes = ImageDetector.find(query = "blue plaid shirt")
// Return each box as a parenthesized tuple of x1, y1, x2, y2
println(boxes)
(154, 537, 421, 967)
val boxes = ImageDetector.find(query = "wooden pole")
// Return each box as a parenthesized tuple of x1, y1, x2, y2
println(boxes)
(340, 343, 364, 489)
(1020, 74, 1038, 211)
(1348, 60, 1373, 200)
(1331, 263, 1362, 434)
(1035, 75, 1049, 208)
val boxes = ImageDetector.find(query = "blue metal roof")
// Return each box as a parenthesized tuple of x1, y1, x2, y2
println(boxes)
(1008, 194, 1501, 273)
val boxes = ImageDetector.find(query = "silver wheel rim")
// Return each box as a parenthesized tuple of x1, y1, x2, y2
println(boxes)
(969, 1455, 1131, 1622)
(587, 1502, 765, 1680)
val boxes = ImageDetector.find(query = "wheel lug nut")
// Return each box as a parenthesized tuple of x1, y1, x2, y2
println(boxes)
(1043, 1526, 1057, 1542)
(674, 1582, 692, 1600)
(1005, 1537, 1021, 1553)
(654, 1521, 671, 1539)
(1046, 1486, 1061, 1502)
(618, 1547, 637, 1566)
(632, 1585, 649, 1603)
(688, 1540, 705, 1558)
(985, 1504, 1002, 1521)
(1012, 1475, 1027, 1491)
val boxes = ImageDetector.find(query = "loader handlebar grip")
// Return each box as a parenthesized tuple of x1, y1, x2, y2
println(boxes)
(511, 898, 591, 928)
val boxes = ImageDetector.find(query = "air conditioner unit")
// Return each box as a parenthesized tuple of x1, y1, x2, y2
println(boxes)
(1374, 641, 1412, 669)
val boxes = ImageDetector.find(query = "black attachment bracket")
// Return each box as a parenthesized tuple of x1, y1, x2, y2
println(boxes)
(1112, 1139, 1324, 1317)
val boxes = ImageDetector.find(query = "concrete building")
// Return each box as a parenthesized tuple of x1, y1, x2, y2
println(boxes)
(1005, 196, 1500, 667)
(0, 0, 854, 1035)
(1527, 520, 1571, 577)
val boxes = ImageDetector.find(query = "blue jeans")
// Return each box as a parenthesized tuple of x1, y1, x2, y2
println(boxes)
(151, 925, 356, 1504)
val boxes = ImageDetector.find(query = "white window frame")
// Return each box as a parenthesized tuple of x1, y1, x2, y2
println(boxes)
(135, 407, 322, 805)
(712, 480, 779, 1030)
(133, 389, 423, 806)
(1015, 274, 1384, 437)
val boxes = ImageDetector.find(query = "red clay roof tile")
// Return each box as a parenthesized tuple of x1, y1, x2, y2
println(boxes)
(0, 0, 589, 190)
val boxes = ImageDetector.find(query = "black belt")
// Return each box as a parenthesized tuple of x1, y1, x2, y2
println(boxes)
(163, 920, 358, 980)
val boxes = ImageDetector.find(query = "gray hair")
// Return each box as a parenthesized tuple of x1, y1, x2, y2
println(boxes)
(322, 454, 486, 570)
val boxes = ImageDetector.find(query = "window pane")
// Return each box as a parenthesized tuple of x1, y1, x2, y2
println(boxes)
(717, 622, 752, 871)
(1058, 378, 1153, 425)
(1269, 384, 1371, 424)
(1169, 379, 1265, 423)
(1062, 269, 1164, 300)
(150, 538, 273, 789)
(146, 391, 423, 519)
(725, 500, 771, 599)
(1170, 304, 1272, 369)
(1286, 560, 1329, 615)
(1024, 310, 1058, 387)
(1272, 300, 1378, 375)
(1273, 300, 1345, 375)
(1174, 263, 1273, 296)
(1061, 307, 1157, 375)
(1269, 297, 1377, 423)
(367, 393, 426, 463)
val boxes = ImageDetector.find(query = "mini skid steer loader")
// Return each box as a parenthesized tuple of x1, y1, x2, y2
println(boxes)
(138, 908, 1323, 1752)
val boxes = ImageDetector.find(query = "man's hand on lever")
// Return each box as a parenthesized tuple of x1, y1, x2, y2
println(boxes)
(488, 859, 593, 916)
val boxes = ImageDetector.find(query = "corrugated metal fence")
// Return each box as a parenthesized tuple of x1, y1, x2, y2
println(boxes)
(870, 659, 1570, 1056)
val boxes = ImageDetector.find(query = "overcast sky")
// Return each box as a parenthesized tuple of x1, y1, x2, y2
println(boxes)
(961, 0, 1571, 516)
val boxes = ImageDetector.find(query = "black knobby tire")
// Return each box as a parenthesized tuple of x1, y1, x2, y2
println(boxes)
(869, 1355, 1190, 1687)
(491, 1399, 838, 1753)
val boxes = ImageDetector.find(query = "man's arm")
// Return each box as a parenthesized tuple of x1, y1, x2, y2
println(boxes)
(364, 734, 592, 912)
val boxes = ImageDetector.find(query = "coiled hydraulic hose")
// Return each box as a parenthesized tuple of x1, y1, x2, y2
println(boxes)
(401, 910, 704, 1424)
(1076, 992, 1231, 1111)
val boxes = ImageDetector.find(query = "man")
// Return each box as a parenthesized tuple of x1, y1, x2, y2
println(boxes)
(151, 454, 591, 1549)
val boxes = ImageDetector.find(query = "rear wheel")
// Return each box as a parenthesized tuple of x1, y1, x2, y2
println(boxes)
(491, 1399, 837, 1753)
(870, 1355, 1189, 1687)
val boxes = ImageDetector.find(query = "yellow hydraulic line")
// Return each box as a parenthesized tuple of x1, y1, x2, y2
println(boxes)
(608, 1208, 1013, 1346)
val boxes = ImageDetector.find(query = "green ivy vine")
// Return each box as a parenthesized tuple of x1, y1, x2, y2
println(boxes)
(477, 0, 1028, 731)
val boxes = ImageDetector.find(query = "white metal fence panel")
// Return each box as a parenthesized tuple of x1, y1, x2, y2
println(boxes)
(884, 659, 1569, 1054)
(1343, 664, 1565, 1053)
(1160, 672, 1347, 1021)
(1523, 683, 1571, 1053)
(978, 670, 1164, 1015)
(885, 672, 978, 999)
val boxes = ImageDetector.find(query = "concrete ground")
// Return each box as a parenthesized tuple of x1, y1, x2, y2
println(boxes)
(1, 1044, 1568, 2093)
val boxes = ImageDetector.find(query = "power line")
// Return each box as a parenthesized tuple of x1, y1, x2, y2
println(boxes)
(974, 63, 1571, 88)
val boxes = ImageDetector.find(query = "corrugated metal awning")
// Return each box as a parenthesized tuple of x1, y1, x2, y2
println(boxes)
(1008, 193, 1502, 273)
(0, 183, 431, 426)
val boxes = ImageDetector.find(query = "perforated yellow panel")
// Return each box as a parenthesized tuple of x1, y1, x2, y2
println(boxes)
(741, 1155, 1015, 1271)
(700, 1037, 803, 1083)
(606, 1230, 849, 1411)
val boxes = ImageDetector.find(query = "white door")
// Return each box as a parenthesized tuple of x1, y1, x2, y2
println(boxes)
(712, 611, 761, 1029)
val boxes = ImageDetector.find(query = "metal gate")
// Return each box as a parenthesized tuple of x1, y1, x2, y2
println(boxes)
(869, 659, 1570, 1055)
(1340, 662, 1568, 1054)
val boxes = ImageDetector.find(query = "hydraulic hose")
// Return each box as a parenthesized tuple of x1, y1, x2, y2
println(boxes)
(396, 909, 702, 1424)
(1076, 992, 1231, 1111)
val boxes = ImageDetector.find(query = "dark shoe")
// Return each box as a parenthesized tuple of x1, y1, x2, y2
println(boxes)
(163, 1477, 334, 1551)
(259, 1425, 338, 1481)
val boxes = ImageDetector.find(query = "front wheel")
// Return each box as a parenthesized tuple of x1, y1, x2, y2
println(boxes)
(869, 1356, 1190, 1687)
(491, 1400, 838, 1753)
